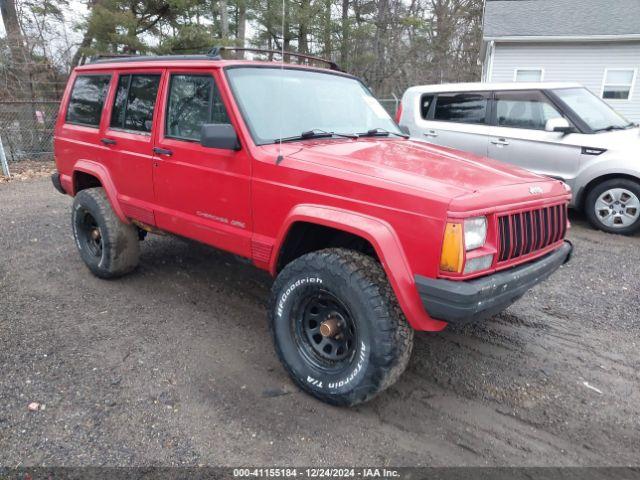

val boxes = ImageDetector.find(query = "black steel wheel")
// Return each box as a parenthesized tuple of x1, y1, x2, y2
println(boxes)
(294, 290, 357, 369)
(76, 209, 103, 258)
(71, 187, 140, 278)
(269, 248, 414, 406)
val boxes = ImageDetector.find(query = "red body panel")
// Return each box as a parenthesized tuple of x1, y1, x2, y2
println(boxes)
(54, 59, 571, 331)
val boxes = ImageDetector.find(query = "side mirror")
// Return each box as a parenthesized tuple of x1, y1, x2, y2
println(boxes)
(545, 117, 573, 134)
(200, 124, 241, 150)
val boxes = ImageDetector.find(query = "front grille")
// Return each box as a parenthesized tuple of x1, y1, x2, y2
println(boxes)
(497, 204, 567, 263)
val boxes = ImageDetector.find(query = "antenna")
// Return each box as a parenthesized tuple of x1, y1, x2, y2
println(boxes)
(275, 0, 286, 165)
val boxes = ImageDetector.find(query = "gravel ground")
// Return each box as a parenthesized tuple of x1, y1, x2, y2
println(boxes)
(0, 178, 638, 467)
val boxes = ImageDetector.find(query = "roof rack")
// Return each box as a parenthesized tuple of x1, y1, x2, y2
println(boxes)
(209, 46, 341, 71)
(86, 46, 342, 71)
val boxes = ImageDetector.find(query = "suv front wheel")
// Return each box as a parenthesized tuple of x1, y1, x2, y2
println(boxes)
(71, 187, 140, 278)
(269, 248, 414, 406)
(585, 178, 640, 235)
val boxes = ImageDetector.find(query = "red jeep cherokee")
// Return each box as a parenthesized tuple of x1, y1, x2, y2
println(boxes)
(52, 50, 572, 406)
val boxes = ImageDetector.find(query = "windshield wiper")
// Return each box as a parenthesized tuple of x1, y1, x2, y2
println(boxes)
(595, 124, 631, 132)
(276, 129, 358, 144)
(356, 127, 409, 139)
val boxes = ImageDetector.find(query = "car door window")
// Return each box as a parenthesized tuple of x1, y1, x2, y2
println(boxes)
(433, 92, 489, 124)
(495, 90, 563, 130)
(110, 74, 161, 133)
(65, 74, 111, 127)
(165, 74, 231, 142)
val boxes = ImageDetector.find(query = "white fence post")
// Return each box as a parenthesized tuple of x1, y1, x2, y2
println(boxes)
(0, 135, 10, 177)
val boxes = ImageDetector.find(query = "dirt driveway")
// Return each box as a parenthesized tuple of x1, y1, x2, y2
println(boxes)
(1, 177, 638, 467)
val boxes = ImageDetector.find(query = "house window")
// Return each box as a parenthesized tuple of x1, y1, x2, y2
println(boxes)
(602, 69, 636, 100)
(514, 68, 544, 82)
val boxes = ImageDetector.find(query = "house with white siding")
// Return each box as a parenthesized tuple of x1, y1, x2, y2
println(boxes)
(481, 0, 640, 122)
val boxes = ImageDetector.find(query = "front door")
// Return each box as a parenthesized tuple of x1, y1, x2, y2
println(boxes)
(102, 70, 164, 225)
(488, 90, 581, 181)
(151, 69, 252, 257)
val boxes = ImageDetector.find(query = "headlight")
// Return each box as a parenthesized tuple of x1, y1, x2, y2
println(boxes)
(464, 217, 487, 251)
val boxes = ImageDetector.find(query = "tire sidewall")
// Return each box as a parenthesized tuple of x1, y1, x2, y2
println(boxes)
(72, 192, 111, 274)
(586, 179, 640, 235)
(271, 266, 380, 403)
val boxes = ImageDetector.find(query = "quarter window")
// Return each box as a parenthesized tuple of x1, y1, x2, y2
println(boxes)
(110, 74, 161, 133)
(602, 69, 636, 100)
(166, 74, 230, 141)
(65, 75, 111, 127)
(495, 90, 563, 130)
(514, 68, 543, 82)
(420, 94, 435, 119)
(433, 93, 489, 124)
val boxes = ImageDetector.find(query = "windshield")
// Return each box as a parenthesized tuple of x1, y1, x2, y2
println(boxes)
(226, 67, 402, 145)
(552, 87, 634, 132)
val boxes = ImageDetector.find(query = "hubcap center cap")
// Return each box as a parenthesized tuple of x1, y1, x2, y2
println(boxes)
(91, 228, 101, 241)
(320, 316, 341, 338)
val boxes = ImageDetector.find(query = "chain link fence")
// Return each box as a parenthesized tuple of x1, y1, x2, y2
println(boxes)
(377, 94, 400, 117)
(0, 100, 60, 163)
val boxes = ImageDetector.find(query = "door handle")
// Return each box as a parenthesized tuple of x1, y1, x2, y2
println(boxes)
(153, 147, 173, 156)
(491, 138, 509, 146)
(423, 130, 439, 138)
(100, 138, 117, 145)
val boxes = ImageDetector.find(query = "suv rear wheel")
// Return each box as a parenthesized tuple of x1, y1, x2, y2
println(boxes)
(585, 178, 640, 235)
(71, 187, 140, 278)
(269, 248, 413, 406)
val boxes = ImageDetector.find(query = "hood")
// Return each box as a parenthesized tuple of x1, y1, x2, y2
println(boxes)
(579, 126, 640, 150)
(288, 138, 549, 197)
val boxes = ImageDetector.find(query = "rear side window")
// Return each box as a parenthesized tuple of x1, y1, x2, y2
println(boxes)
(495, 90, 563, 130)
(110, 74, 161, 133)
(434, 92, 488, 124)
(420, 94, 434, 119)
(65, 75, 111, 127)
(165, 74, 231, 141)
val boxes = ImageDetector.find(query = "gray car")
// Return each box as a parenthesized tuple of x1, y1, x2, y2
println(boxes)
(398, 82, 640, 235)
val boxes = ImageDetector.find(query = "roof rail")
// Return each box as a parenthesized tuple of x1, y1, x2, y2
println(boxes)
(88, 54, 214, 64)
(83, 53, 136, 65)
(209, 46, 342, 71)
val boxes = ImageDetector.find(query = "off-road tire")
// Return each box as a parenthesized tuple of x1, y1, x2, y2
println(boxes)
(585, 178, 640, 235)
(269, 248, 413, 406)
(71, 187, 140, 278)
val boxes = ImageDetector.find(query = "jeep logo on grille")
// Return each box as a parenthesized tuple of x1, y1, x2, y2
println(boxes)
(529, 186, 544, 195)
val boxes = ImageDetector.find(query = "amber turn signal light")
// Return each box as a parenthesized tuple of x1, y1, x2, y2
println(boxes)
(440, 222, 464, 273)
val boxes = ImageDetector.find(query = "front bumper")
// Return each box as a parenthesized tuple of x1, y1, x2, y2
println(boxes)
(415, 241, 573, 325)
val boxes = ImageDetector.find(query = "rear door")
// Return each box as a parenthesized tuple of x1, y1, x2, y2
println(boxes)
(151, 68, 252, 257)
(102, 69, 164, 225)
(414, 91, 491, 157)
(55, 72, 112, 178)
(488, 90, 582, 180)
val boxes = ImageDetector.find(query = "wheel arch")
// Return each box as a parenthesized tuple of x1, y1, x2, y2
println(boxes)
(71, 160, 127, 222)
(576, 172, 640, 209)
(271, 204, 447, 332)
